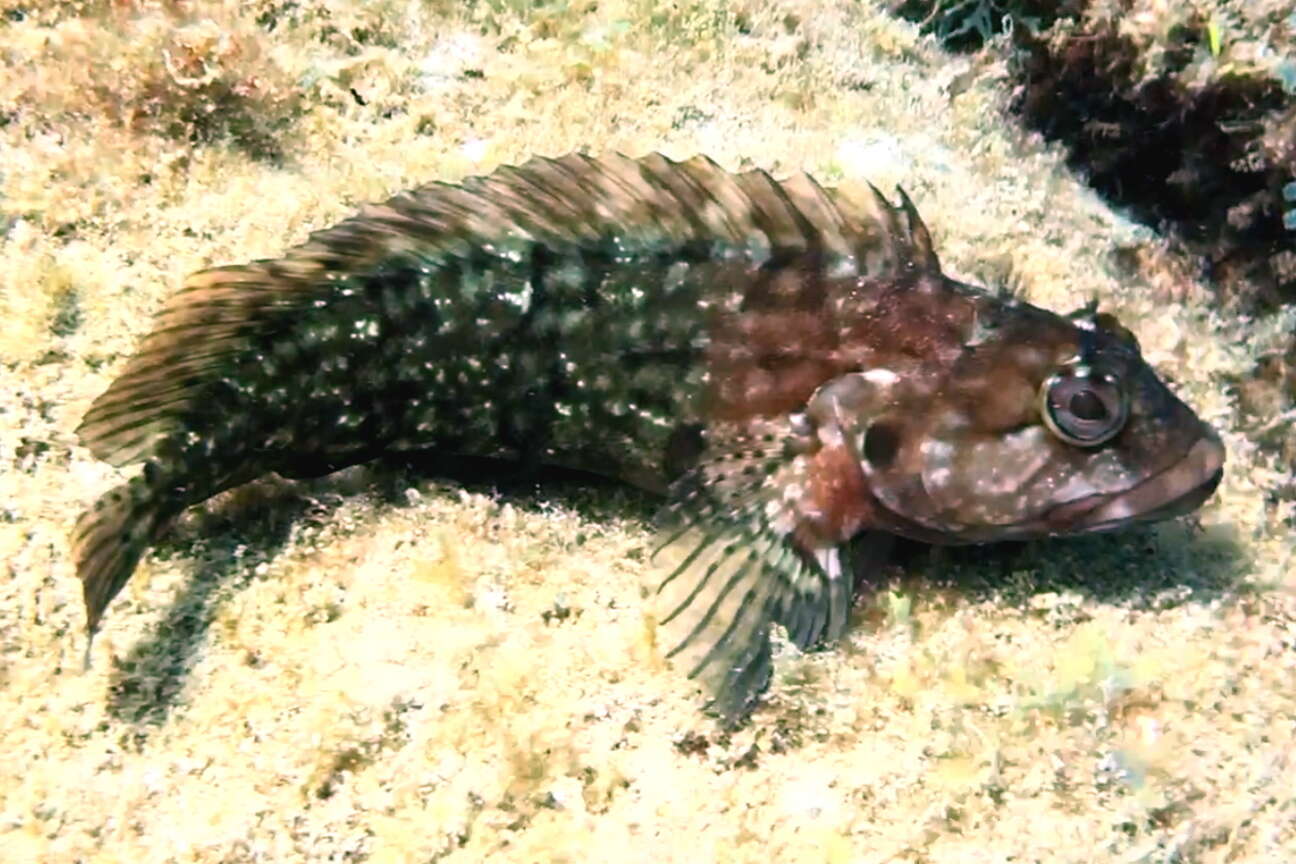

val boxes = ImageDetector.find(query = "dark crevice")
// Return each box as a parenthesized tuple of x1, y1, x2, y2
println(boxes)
(1009, 17, 1294, 310)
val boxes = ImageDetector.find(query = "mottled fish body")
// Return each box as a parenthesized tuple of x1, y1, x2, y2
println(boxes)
(72, 153, 1224, 721)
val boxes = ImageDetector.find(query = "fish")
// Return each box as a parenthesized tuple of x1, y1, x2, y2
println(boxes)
(71, 152, 1225, 722)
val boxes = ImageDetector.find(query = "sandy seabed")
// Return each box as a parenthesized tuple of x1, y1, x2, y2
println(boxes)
(1, 2, 1293, 861)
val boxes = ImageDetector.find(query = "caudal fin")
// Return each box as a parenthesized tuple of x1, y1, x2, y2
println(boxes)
(71, 474, 171, 636)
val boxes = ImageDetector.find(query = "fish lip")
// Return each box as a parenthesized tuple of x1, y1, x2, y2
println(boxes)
(1056, 432, 1226, 534)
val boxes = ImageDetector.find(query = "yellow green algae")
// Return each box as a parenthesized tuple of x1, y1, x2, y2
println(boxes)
(0, 2, 1292, 861)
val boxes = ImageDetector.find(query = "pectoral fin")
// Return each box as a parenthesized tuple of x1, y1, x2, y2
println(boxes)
(650, 507, 866, 724)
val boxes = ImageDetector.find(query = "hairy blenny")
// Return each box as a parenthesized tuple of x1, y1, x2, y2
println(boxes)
(73, 152, 1224, 721)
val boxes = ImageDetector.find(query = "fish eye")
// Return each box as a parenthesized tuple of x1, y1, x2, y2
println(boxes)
(1040, 370, 1128, 447)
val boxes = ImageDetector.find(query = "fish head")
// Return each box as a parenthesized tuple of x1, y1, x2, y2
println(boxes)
(809, 289, 1225, 544)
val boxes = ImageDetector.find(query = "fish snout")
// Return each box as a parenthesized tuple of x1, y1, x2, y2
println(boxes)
(1069, 429, 1225, 532)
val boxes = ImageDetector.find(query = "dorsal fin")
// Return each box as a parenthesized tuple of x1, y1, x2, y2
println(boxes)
(860, 182, 941, 277)
(76, 152, 944, 467)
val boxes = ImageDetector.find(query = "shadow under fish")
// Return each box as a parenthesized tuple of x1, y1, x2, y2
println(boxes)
(71, 152, 1225, 724)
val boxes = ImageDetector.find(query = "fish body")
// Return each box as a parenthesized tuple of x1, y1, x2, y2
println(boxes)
(72, 152, 1224, 721)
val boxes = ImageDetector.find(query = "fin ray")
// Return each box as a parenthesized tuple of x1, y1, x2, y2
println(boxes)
(71, 476, 171, 635)
(650, 425, 899, 723)
(652, 506, 857, 724)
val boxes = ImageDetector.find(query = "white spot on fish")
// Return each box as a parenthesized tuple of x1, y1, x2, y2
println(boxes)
(817, 423, 845, 448)
(503, 282, 533, 312)
(1094, 495, 1136, 522)
(827, 255, 859, 279)
(920, 438, 956, 466)
(925, 466, 952, 487)
(860, 368, 900, 387)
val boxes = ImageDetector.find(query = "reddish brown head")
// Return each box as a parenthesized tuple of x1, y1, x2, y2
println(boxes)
(791, 277, 1225, 545)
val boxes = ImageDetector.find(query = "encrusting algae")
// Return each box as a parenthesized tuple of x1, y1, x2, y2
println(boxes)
(71, 152, 1224, 722)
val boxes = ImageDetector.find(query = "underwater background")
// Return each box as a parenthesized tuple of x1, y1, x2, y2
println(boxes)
(0, 1, 1292, 860)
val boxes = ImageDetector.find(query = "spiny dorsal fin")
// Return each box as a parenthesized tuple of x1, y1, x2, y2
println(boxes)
(76, 152, 943, 467)
(860, 181, 941, 277)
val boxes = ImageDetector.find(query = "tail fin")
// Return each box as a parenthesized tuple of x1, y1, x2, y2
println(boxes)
(71, 473, 173, 636)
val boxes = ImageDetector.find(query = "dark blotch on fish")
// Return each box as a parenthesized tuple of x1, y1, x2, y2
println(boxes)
(71, 152, 1225, 723)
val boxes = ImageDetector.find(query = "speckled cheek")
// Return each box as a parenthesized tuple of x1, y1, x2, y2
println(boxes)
(1036, 450, 1134, 506)
(919, 426, 1057, 525)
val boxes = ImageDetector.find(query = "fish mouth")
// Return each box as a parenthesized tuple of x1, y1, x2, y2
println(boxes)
(1047, 433, 1226, 534)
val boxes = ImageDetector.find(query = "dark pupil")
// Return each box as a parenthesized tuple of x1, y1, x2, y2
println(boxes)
(1069, 389, 1107, 421)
